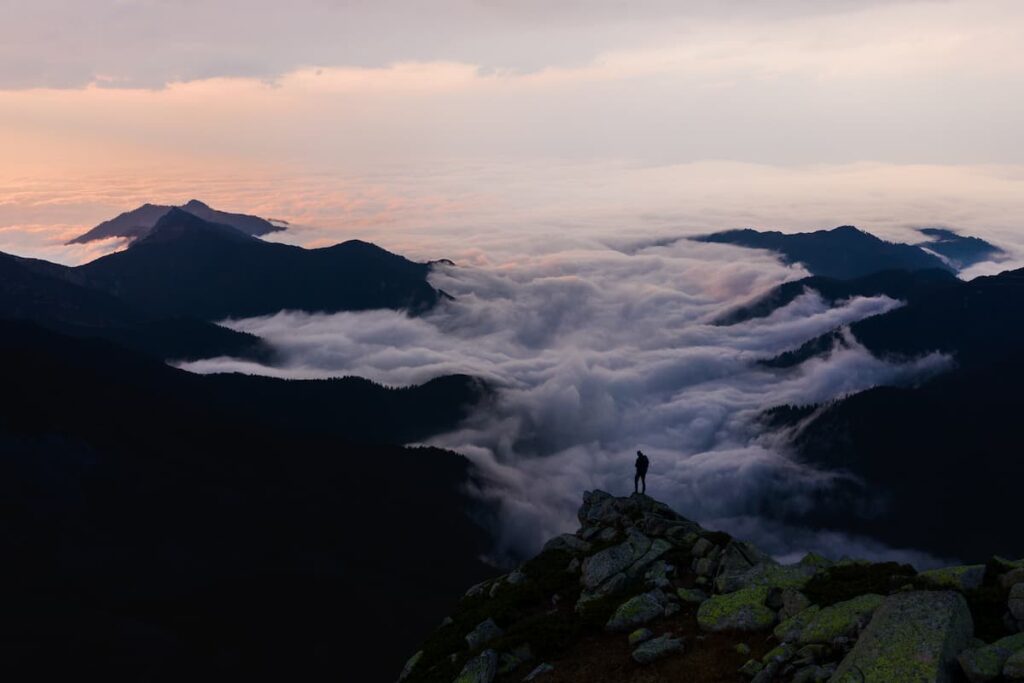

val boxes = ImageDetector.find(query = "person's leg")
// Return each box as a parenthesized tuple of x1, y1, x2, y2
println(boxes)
(641, 473, 646, 494)
(634, 472, 640, 493)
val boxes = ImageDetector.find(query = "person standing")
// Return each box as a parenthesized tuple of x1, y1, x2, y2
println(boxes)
(634, 450, 650, 494)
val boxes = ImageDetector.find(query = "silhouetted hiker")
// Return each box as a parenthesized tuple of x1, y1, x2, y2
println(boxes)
(634, 450, 650, 494)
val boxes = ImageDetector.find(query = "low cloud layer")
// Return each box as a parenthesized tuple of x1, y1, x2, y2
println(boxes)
(182, 234, 956, 567)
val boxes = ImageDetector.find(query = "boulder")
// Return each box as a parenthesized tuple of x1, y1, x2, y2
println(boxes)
(780, 588, 813, 620)
(629, 539, 672, 577)
(697, 586, 776, 632)
(578, 490, 619, 526)
(959, 633, 1024, 683)
(774, 605, 821, 643)
(798, 593, 885, 645)
(691, 537, 714, 557)
(1010, 583, 1024, 623)
(454, 649, 498, 683)
(738, 659, 764, 677)
(632, 634, 683, 664)
(466, 618, 504, 650)
(542, 533, 592, 555)
(918, 564, 987, 591)
(606, 591, 666, 632)
(1005, 648, 1024, 679)
(832, 591, 973, 683)
(581, 542, 635, 589)
(713, 541, 777, 593)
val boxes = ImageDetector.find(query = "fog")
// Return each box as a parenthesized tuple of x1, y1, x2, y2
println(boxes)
(182, 232, 957, 567)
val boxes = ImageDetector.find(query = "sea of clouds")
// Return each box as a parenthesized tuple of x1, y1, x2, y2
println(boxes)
(182, 230, 957, 568)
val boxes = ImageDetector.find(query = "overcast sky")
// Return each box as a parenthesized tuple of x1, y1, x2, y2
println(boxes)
(2, 0, 1024, 260)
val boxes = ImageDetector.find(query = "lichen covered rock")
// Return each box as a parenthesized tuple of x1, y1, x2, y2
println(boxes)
(831, 590, 973, 683)
(454, 649, 498, 683)
(697, 585, 775, 632)
(959, 632, 1024, 683)
(798, 593, 884, 644)
(606, 591, 666, 632)
(918, 564, 986, 591)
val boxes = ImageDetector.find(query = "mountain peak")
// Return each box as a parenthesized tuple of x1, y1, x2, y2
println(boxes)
(136, 207, 252, 246)
(182, 199, 211, 210)
(400, 489, 1023, 682)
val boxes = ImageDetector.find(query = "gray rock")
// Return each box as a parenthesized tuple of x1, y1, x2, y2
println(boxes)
(643, 559, 674, 589)
(761, 642, 795, 665)
(1001, 567, 1024, 590)
(466, 618, 504, 650)
(565, 557, 580, 574)
(780, 588, 813, 621)
(1011, 583, 1024, 623)
(713, 541, 776, 593)
(465, 580, 492, 598)
(606, 591, 666, 632)
(716, 561, 816, 595)
(750, 661, 779, 683)
(959, 633, 1024, 683)
(832, 590, 973, 683)
(581, 542, 635, 589)
(691, 537, 714, 557)
(629, 539, 672, 577)
(522, 662, 554, 681)
(628, 627, 654, 646)
(918, 564, 987, 591)
(798, 593, 885, 645)
(631, 634, 684, 664)
(694, 556, 719, 577)
(625, 528, 653, 561)
(397, 650, 422, 682)
(596, 527, 619, 543)
(1005, 648, 1024, 679)
(774, 605, 821, 643)
(735, 642, 751, 656)
(454, 649, 498, 683)
(506, 569, 527, 585)
(578, 490, 618, 526)
(542, 533, 592, 555)
(697, 586, 776, 632)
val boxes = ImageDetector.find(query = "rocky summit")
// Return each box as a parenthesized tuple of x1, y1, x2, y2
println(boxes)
(399, 491, 1024, 683)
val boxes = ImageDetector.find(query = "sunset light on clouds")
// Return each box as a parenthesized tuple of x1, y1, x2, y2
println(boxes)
(3, 0, 1024, 265)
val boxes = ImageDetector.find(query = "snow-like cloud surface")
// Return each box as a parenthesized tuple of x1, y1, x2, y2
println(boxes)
(181, 234, 954, 567)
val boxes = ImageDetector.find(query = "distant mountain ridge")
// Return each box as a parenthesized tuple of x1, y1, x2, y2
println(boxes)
(67, 198, 285, 245)
(692, 225, 1002, 279)
(65, 208, 444, 318)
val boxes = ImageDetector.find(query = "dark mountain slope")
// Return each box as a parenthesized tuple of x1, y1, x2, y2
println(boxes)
(764, 267, 1024, 369)
(71, 208, 442, 318)
(759, 268, 1024, 561)
(715, 268, 958, 325)
(0, 321, 493, 681)
(773, 353, 1024, 563)
(915, 227, 1006, 269)
(0, 250, 268, 361)
(693, 226, 953, 279)
(67, 198, 283, 244)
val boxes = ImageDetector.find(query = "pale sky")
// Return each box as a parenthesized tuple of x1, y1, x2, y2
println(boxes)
(2, 0, 1024, 262)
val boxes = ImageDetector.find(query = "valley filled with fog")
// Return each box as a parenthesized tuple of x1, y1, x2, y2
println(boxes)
(182, 228, 965, 568)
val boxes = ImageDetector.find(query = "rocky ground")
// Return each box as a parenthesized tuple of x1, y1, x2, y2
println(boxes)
(398, 491, 1024, 683)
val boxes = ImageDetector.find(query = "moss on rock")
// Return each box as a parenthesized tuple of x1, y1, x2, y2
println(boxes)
(697, 585, 775, 632)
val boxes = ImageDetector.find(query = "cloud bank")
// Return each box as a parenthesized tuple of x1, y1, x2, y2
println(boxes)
(182, 233, 956, 567)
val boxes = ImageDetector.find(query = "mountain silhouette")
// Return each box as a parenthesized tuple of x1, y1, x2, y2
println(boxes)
(67, 199, 285, 245)
(693, 225, 958, 279)
(714, 268, 959, 326)
(66, 208, 443, 319)
(915, 227, 1006, 269)
(0, 321, 492, 681)
(763, 266, 1024, 561)
(0, 250, 269, 361)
